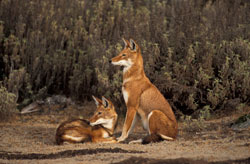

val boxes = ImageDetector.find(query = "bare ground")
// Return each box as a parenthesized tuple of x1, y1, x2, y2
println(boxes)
(0, 104, 249, 164)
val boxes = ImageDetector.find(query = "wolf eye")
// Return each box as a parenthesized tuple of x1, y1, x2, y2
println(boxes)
(122, 54, 126, 57)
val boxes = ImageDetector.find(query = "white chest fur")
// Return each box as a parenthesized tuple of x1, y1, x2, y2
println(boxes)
(102, 131, 110, 138)
(122, 77, 131, 104)
(122, 87, 129, 104)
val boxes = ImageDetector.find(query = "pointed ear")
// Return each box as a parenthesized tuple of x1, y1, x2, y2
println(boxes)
(92, 96, 102, 106)
(129, 39, 137, 51)
(122, 38, 130, 49)
(102, 96, 109, 108)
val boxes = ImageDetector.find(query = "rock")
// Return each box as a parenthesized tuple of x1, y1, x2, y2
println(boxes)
(20, 102, 41, 114)
(20, 95, 74, 114)
(231, 114, 250, 130)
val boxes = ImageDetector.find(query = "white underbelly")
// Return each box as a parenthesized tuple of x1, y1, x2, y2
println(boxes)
(142, 118, 149, 132)
(137, 109, 149, 132)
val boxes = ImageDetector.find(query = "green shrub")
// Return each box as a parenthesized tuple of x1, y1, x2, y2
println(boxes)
(0, 0, 249, 117)
(0, 85, 17, 121)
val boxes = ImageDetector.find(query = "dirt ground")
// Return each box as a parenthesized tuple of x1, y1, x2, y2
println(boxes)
(0, 103, 249, 164)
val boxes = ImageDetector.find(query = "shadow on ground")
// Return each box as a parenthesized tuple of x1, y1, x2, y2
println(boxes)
(112, 157, 250, 164)
(0, 148, 144, 160)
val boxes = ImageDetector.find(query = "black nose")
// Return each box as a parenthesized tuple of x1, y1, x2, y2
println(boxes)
(109, 59, 112, 63)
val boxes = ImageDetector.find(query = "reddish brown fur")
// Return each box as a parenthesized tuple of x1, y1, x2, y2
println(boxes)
(111, 39, 178, 144)
(55, 96, 117, 145)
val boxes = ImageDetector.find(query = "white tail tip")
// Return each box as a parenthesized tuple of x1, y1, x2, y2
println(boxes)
(159, 134, 174, 141)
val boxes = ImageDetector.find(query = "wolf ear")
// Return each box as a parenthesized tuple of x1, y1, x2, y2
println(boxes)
(102, 96, 109, 108)
(92, 96, 102, 106)
(129, 39, 136, 51)
(122, 38, 130, 48)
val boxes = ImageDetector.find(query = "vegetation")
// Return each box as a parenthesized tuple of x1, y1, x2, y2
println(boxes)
(0, 0, 249, 117)
(0, 85, 16, 120)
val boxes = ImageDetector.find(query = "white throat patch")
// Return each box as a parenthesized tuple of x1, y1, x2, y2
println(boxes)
(112, 59, 133, 74)
(90, 118, 114, 130)
(123, 59, 133, 73)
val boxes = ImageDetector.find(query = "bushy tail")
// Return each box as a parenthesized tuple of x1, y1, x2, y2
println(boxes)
(142, 133, 163, 144)
(142, 133, 174, 144)
(55, 126, 66, 145)
(55, 133, 63, 145)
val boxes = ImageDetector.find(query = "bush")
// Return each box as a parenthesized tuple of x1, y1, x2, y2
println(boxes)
(0, 85, 17, 121)
(0, 0, 249, 116)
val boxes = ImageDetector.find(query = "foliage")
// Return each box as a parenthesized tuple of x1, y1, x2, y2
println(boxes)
(0, 0, 249, 116)
(180, 115, 207, 132)
(0, 85, 16, 121)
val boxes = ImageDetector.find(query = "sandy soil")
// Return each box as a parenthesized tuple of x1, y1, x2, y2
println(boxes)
(0, 104, 249, 164)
